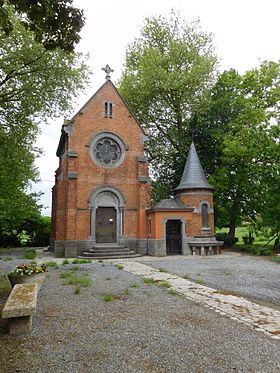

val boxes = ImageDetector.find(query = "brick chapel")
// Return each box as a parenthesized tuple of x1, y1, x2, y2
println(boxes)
(51, 66, 222, 258)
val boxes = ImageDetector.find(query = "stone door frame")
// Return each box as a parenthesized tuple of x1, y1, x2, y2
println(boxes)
(89, 186, 125, 245)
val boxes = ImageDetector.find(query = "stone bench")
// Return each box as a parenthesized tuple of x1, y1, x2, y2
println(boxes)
(2, 283, 38, 335)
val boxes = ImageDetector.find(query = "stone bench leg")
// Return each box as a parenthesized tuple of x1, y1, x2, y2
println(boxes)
(192, 247, 196, 256)
(201, 246, 205, 256)
(9, 315, 33, 335)
(208, 246, 213, 256)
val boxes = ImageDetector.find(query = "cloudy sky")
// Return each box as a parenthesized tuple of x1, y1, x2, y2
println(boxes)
(33, 0, 280, 215)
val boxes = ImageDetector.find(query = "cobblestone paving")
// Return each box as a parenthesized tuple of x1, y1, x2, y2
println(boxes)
(114, 260, 280, 340)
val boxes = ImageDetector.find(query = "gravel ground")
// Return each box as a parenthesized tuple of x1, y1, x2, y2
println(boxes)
(137, 253, 280, 310)
(0, 259, 280, 373)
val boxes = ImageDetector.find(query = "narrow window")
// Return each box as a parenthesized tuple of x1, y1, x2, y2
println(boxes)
(201, 203, 208, 227)
(104, 102, 108, 118)
(104, 101, 113, 118)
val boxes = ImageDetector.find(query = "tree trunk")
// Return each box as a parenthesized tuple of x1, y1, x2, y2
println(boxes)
(228, 202, 239, 242)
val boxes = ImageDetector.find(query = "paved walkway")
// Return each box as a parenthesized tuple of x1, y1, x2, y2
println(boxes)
(112, 260, 280, 340)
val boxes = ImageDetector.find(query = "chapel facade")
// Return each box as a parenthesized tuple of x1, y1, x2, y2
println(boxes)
(51, 67, 222, 258)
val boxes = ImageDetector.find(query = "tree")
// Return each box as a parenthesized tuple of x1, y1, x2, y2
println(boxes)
(193, 62, 280, 240)
(0, 0, 84, 52)
(0, 6, 89, 132)
(0, 4, 90, 245)
(119, 12, 218, 202)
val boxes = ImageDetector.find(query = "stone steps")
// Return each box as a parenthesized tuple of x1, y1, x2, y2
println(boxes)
(79, 244, 141, 259)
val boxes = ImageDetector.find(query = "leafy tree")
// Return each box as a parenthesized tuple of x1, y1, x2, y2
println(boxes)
(119, 12, 218, 202)
(0, 0, 84, 52)
(193, 62, 280, 240)
(0, 3, 90, 245)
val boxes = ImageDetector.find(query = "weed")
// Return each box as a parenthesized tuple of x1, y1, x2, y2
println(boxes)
(123, 288, 131, 295)
(30, 260, 37, 265)
(115, 264, 124, 270)
(74, 287, 81, 294)
(46, 261, 58, 268)
(62, 272, 91, 287)
(129, 283, 139, 288)
(143, 277, 155, 285)
(60, 271, 72, 279)
(3, 257, 12, 261)
(159, 281, 171, 288)
(62, 259, 70, 265)
(72, 259, 92, 264)
(98, 259, 103, 263)
(159, 267, 167, 272)
(103, 294, 114, 302)
(169, 289, 179, 296)
(69, 266, 79, 271)
(195, 278, 205, 285)
(271, 256, 280, 263)
(182, 274, 190, 280)
(105, 277, 111, 280)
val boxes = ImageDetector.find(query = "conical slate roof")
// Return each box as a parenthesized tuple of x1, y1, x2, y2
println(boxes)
(175, 142, 214, 191)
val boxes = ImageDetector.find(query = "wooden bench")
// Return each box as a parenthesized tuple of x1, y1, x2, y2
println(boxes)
(2, 283, 38, 335)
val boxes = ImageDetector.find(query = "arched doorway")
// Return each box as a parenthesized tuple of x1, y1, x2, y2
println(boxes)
(89, 186, 125, 245)
(166, 219, 182, 255)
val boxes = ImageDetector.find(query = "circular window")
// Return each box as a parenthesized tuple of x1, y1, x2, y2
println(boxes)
(90, 132, 125, 168)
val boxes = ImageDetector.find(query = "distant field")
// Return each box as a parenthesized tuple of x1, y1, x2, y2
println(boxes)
(216, 227, 275, 247)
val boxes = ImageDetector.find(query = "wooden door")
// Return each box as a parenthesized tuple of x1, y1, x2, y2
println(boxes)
(96, 207, 117, 243)
(166, 220, 182, 255)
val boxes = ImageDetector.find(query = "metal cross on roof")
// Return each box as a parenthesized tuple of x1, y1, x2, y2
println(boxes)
(102, 64, 114, 81)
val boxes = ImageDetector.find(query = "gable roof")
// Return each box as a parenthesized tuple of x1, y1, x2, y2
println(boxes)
(175, 142, 214, 191)
(72, 79, 146, 135)
(56, 79, 146, 156)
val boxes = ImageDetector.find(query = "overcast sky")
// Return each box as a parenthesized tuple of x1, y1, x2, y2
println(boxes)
(33, 0, 280, 215)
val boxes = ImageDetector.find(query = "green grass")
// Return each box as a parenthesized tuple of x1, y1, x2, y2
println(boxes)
(181, 274, 190, 280)
(143, 277, 155, 285)
(129, 283, 139, 288)
(195, 278, 205, 285)
(46, 261, 58, 268)
(62, 259, 70, 265)
(103, 294, 114, 302)
(123, 288, 131, 295)
(115, 264, 124, 270)
(158, 267, 167, 273)
(3, 257, 12, 261)
(217, 226, 275, 247)
(271, 256, 280, 263)
(71, 259, 92, 264)
(22, 248, 36, 260)
(60, 271, 72, 279)
(69, 265, 79, 271)
(159, 281, 171, 288)
(74, 287, 81, 294)
(62, 272, 91, 287)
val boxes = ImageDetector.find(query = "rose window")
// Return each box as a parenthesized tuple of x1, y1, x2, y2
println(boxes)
(93, 138, 121, 165)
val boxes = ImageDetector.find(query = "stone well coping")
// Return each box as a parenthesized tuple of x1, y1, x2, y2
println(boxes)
(2, 283, 38, 319)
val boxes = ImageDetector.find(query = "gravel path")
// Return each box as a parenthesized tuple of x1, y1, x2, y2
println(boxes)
(137, 253, 280, 310)
(0, 259, 280, 372)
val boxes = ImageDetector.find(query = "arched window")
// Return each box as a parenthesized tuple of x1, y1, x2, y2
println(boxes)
(201, 203, 208, 227)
